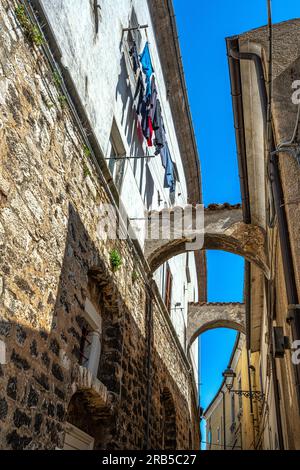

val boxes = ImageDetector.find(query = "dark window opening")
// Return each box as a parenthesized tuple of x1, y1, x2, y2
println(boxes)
(238, 377, 243, 411)
(165, 264, 173, 314)
(128, 9, 142, 51)
(161, 388, 177, 450)
(79, 323, 92, 367)
(108, 120, 126, 193)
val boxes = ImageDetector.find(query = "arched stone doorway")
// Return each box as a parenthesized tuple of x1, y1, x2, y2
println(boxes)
(161, 388, 177, 450)
(63, 389, 113, 450)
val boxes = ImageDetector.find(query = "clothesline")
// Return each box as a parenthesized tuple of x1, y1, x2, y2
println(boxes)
(142, 24, 186, 198)
(138, 29, 186, 203)
(132, 41, 177, 195)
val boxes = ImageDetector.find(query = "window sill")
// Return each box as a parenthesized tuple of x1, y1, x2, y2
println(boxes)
(72, 364, 108, 407)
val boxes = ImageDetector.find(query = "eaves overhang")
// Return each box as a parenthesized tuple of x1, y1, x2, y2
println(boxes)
(148, 0, 206, 300)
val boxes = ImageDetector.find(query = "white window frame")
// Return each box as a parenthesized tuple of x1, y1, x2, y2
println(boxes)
(62, 423, 94, 450)
(79, 298, 102, 378)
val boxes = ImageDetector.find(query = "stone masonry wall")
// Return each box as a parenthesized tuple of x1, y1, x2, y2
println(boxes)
(0, 1, 199, 449)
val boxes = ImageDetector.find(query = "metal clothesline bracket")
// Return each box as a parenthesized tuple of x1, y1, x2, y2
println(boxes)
(229, 390, 265, 402)
(122, 24, 149, 32)
(104, 155, 156, 161)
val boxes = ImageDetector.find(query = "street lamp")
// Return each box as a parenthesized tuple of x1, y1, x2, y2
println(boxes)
(222, 367, 236, 391)
(222, 367, 265, 402)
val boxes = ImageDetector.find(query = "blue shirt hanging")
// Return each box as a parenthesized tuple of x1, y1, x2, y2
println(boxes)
(139, 42, 154, 99)
(162, 143, 176, 193)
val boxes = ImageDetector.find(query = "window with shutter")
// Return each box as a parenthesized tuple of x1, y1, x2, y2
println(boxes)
(164, 264, 173, 314)
(78, 298, 102, 379)
(107, 119, 126, 193)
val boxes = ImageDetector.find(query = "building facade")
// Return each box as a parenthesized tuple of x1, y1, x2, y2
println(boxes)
(204, 19, 300, 451)
(204, 335, 266, 450)
(0, 0, 203, 450)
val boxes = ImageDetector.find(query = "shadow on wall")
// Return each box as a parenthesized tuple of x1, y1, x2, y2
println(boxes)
(0, 203, 196, 450)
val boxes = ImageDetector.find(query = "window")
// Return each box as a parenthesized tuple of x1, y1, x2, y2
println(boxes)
(124, 8, 142, 85)
(185, 252, 191, 284)
(79, 320, 93, 368)
(161, 388, 176, 449)
(231, 393, 235, 426)
(91, 0, 102, 35)
(238, 376, 243, 411)
(164, 263, 173, 314)
(127, 9, 142, 56)
(259, 362, 264, 395)
(207, 428, 212, 450)
(221, 417, 224, 446)
(107, 120, 126, 192)
(217, 426, 220, 443)
(78, 298, 102, 378)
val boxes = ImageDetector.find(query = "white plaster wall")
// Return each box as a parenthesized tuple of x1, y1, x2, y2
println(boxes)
(41, 0, 199, 379)
(239, 41, 266, 228)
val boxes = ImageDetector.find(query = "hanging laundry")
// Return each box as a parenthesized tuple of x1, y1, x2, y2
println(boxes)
(141, 97, 149, 139)
(139, 42, 154, 99)
(160, 145, 167, 168)
(149, 76, 158, 121)
(129, 42, 140, 74)
(162, 142, 176, 192)
(133, 74, 145, 115)
(153, 100, 166, 155)
(147, 116, 153, 147)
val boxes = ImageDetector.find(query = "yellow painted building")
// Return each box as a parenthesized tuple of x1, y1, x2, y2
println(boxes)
(204, 334, 274, 450)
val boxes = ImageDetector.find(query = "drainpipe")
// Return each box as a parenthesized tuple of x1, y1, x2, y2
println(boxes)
(221, 390, 226, 450)
(227, 38, 300, 415)
(270, 351, 285, 449)
(245, 257, 256, 447)
(246, 352, 256, 448)
(144, 283, 153, 449)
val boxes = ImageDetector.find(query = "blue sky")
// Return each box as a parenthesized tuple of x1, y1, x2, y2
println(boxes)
(173, 0, 300, 448)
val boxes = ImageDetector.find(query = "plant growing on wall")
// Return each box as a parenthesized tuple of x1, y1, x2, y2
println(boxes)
(58, 94, 67, 107)
(83, 145, 91, 158)
(15, 5, 44, 46)
(110, 249, 122, 272)
(53, 71, 62, 88)
(82, 162, 91, 178)
(132, 270, 139, 284)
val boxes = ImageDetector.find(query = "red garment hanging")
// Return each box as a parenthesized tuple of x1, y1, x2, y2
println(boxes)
(147, 117, 153, 147)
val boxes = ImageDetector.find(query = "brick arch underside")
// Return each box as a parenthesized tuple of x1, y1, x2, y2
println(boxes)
(147, 229, 268, 275)
(187, 303, 246, 348)
(190, 319, 245, 345)
(144, 207, 268, 276)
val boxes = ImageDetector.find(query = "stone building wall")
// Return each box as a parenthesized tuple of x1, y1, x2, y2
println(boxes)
(0, 1, 199, 450)
(237, 21, 300, 450)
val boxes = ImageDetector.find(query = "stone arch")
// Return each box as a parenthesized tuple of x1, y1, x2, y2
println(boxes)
(64, 388, 113, 450)
(187, 302, 245, 348)
(161, 388, 177, 450)
(144, 205, 269, 276)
